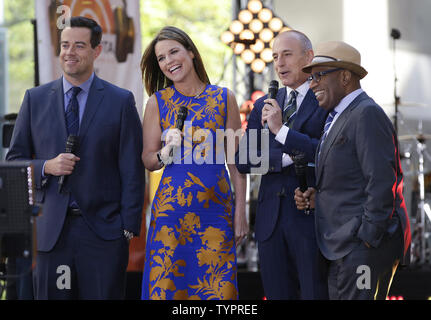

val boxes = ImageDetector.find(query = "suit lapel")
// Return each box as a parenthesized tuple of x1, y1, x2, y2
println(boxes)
(291, 89, 316, 131)
(316, 92, 368, 183)
(49, 78, 68, 143)
(276, 87, 287, 112)
(79, 75, 105, 140)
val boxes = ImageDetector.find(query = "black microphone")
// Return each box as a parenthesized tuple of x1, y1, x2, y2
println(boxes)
(58, 135, 78, 194)
(391, 28, 401, 40)
(291, 150, 308, 192)
(169, 106, 188, 157)
(264, 80, 279, 129)
(291, 150, 311, 214)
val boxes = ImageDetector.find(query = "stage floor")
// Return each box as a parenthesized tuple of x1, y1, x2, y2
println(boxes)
(126, 265, 431, 300)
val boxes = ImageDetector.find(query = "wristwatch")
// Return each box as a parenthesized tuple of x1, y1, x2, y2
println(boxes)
(156, 150, 165, 168)
(124, 230, 135, 241)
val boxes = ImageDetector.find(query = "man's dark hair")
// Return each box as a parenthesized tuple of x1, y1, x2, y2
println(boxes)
(68, 16, 102, 48)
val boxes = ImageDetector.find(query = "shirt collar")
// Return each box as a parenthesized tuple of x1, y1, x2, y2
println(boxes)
(63, 72, 95, 95)
(334, 88, 364, 115)
(286, 81, 309, 99)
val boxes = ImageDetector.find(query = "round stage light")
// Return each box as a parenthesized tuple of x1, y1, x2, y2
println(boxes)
(261, 48, 273, 63)
(269, 17, 283, 32)
(221, 30, 234, 45)
(259, 28, 274, 43)
(258, 8, 273, 23)
(250, 39, 265, 53)
(251, 58, 265, 73)
(229, 20, 244, 34)
(249, 19, 264, 34)
(238, 9, 253, 24)
(248, 0, 263, 14)
(233, 42, 245, 55)
(241, 49, 255, 64)
(240, 29, 255, 41)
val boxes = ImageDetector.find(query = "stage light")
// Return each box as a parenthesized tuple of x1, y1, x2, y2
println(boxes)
(248, 0, 263, 13)
(251, 90, 265, 102)
(230, 20, 244, 34)
(261, 48, 273, 63)
(240, 29, 255, 42)
(221, 31, 234, 44)
(259, 28, 274, 43)
(220, 0, 289, 73)
(251, 58, 265, 73)
(250, 39, 265, 53)
(249, 19, 264, 33)
(233, 43, 245, 55)
(241, 49, 255, 64)
(238, 9, 253, 24)
(258, 8, 273, 23)
(269, 17, 283, 32)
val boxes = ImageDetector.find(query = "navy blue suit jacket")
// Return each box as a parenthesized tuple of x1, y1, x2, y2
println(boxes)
(7, 76, 144, 252)
(236, 87, 327, 241)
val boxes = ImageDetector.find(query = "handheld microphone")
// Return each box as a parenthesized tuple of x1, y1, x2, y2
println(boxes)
(169, 106, 188, 157)
(291, 150, 311, 215)
(291, 150, 308, 192)
(391, 28, 401, 40)
(264, 80, 279, 129)
(58, 135, 78, 194)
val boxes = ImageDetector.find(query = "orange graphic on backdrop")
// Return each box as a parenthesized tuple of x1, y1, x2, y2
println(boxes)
(62, 0, 115, 34)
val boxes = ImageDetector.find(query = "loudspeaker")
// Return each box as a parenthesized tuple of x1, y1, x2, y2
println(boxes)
(0, 162, 36, 259)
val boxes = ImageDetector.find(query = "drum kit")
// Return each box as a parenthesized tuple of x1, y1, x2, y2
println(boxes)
(396, 103, 431, 265)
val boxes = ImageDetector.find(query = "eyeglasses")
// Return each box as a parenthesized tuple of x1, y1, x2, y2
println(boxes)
(307, 68, 342, 83)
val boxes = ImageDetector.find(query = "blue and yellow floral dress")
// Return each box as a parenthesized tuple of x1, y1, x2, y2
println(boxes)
(141, 84, 238, 300)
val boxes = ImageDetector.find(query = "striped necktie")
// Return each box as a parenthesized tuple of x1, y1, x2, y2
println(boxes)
(66, 86, 81, 136)
(318, 110, 338, 161)
(65, 86, 81, 207)
(283, 90, 297, 128)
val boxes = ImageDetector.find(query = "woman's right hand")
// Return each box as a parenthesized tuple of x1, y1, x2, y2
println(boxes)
(160, 128, 183, 165)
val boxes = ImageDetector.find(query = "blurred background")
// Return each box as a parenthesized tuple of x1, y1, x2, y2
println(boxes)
(1, 0, 431, 300)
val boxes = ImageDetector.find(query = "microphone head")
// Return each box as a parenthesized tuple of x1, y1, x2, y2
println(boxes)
(391, 28, 401, 40)
(65, 135, 78, 153)
(176, 106, 188, 131)
(178, 106, 188, 120)
(268, 80, 279, 99)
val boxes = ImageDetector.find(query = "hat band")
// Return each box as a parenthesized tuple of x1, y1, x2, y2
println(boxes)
(311, 55, 338, 64)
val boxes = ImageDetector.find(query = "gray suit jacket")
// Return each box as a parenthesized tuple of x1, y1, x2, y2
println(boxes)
(315, 91, 411, 261)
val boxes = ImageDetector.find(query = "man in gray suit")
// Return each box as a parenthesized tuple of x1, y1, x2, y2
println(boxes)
(294, 41, 411, 300)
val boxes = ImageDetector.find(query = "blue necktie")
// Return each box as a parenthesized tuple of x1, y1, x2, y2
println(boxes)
(318, 110, 338, 161)
(65, 87, 81, 207)
(283, 90, 297, 128)
(66, 87, 81, 136)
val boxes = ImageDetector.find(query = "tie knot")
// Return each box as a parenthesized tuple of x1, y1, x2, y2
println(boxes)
(329, 110, 337, 119)
(289, 90, 297, 100)
(70, 86, 82, 97)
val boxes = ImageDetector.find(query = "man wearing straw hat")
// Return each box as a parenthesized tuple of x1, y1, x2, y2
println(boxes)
(294, 41, 411, 299)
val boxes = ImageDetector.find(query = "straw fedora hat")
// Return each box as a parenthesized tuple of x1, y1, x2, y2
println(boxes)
(302, 41, 368, 79)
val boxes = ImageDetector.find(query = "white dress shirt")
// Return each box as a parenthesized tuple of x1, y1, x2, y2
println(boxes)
(274, 81, 310, 167)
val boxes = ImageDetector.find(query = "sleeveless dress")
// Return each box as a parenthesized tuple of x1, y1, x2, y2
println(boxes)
(141, 84, 238, 300)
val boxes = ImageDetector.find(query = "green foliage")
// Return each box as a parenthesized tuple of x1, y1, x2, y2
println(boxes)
(2, 0, 235, 113)
(140, 0, 234, 92)
(3, 0, 35, 113)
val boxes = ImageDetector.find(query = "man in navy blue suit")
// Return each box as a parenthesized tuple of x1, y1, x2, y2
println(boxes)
(236, 30, 328, 299)
(6, 17, 144, 299)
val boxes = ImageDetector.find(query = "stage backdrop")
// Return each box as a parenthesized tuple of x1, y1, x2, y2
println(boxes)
(35, 0, 144, 118)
